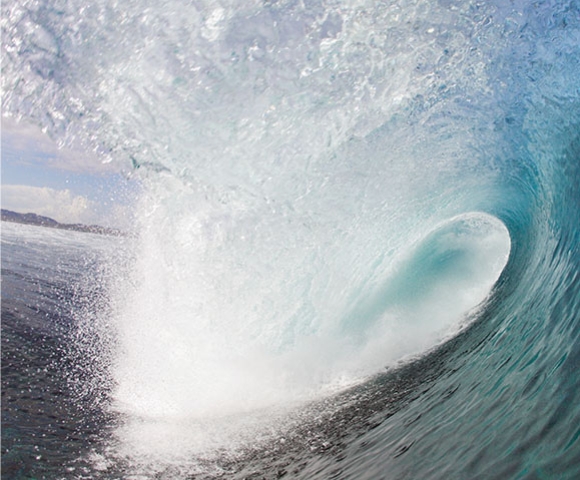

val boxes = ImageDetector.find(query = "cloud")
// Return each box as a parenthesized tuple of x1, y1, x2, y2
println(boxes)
(2, 184, 102, 225)
(1, 118, 122, 175)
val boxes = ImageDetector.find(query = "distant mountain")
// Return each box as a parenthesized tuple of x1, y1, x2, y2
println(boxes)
(1, 209, 125, 236)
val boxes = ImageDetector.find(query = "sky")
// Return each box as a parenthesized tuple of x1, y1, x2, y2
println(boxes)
(1, 118, 138, 230)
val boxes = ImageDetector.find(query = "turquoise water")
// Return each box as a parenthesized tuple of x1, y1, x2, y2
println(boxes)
(2, 0, 580, 478)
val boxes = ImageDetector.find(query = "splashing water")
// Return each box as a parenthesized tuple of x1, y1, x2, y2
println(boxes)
(2, 0, 580, 478)
(113, 211, 510, 420)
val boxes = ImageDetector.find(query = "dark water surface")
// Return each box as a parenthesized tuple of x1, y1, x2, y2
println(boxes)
(2, 223, 117, 478)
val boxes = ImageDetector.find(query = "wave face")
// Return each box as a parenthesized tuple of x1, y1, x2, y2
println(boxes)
(3, 0, 580, 477)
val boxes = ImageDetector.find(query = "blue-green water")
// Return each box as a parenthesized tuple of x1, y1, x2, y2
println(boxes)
(2, 0, 580, 478)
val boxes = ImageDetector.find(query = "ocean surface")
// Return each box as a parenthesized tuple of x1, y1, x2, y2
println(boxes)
(2, 0, 580, 478)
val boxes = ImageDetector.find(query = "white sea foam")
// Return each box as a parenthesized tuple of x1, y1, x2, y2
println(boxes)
(2, 0, 518, 470)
